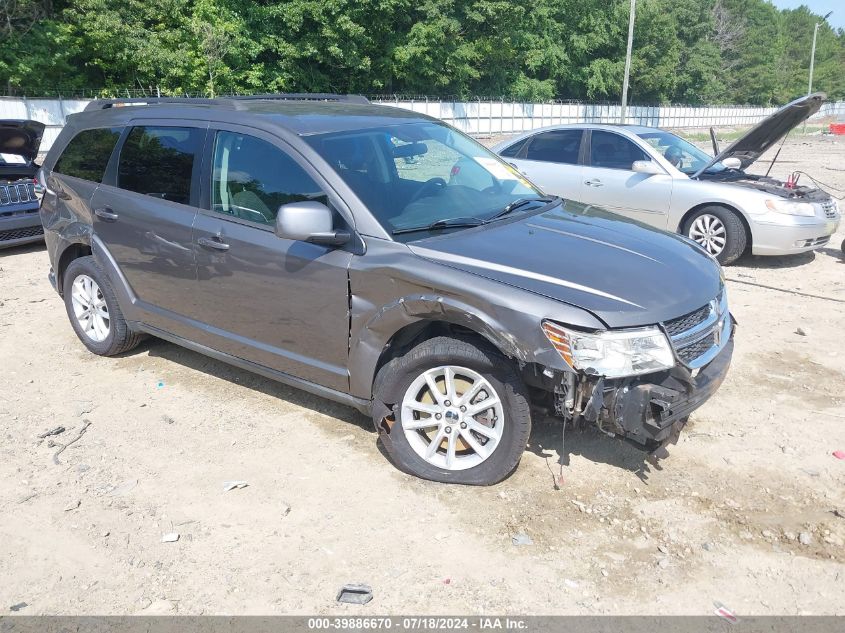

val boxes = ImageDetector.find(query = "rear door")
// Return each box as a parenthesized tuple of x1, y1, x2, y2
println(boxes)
(89, 121, 206, 329)
(503, 129, 585, 201)
(580, 130, 673, 229)
(189, 124, 353, 391)
(44, 127, 123, 247)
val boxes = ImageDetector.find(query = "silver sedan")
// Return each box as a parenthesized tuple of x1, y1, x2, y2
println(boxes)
(492, 95, 840, 265)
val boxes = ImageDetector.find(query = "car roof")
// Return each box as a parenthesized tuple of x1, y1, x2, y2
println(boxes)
(493, 123, 670, 151)
(514, 122, 663, 135)
(69, 97, 437, 137)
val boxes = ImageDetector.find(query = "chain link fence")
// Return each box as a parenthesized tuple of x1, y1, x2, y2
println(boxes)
(371, 96, 845, 136)
(2, 92, 843, 153)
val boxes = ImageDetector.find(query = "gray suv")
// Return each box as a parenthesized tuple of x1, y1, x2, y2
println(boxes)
(39, 95, 734, 485)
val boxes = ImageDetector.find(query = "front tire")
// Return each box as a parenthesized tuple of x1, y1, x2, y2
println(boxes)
(683, 206, 747, 265)
(373, 336, 531, 485)
(63, 256, 142, 356)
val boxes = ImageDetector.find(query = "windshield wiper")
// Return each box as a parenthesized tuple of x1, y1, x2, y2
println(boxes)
(487, 196, 559, 222)
(392, 217, 485, 235)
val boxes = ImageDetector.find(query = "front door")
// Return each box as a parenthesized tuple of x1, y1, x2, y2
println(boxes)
(580, 130, 674, 229)
(90, 123, 206, 330)
(190, 126, 353, 392)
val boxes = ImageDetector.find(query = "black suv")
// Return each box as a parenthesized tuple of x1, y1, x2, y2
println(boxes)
(1, 120, 45, 248)
(40, 95, 734, 485)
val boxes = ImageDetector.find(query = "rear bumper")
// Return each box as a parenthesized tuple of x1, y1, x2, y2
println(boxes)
(601, 336, 734, 447)
(0, 207, 44, 249)
(750, 213, 839, 256)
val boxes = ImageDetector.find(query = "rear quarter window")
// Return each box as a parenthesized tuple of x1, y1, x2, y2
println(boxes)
(54, 128, 123, 182)
(498, 137, 529, 158)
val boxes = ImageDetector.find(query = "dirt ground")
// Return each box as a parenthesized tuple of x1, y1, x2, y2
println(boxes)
(1, 134, 844, 616)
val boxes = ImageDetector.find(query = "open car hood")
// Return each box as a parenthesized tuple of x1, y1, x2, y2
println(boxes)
(0, 120, 45, 163)
(691, 93, 825, 178)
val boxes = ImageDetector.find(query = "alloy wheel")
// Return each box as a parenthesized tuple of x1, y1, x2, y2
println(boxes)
(71, 274, 110, 342)
(688, 213, 727, 256)
(401, 365, 504, 471)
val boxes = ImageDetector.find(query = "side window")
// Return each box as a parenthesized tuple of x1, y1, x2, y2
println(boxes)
(54, 127, 122, 182)
(498, 137, 529, 158)
(117, 126, 203, 204)
(211, 131, 327, 226)
(524, 130, 583, 164)
(589, 130, 649, 170)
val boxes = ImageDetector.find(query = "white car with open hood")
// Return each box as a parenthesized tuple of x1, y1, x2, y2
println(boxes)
(493, 93, 840, 264)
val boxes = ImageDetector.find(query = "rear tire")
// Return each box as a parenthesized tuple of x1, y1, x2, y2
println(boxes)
(683, 206, 747, 265)
(63, 256, 142, 356)
(373, 336, 531, 485)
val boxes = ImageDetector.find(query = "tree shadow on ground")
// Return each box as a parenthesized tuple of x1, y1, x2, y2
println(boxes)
(137, 336, 372, 432)
(735, 250, 815, 269)
(0, 241, 46, 257)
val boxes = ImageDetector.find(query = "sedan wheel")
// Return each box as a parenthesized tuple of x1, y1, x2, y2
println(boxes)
(688, 213, 726, 256)
(401, 365, 504, 471)
(71, 274, 110, 342)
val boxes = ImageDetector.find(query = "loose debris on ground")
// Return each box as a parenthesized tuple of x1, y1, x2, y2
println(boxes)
(336, 584, 373, 605)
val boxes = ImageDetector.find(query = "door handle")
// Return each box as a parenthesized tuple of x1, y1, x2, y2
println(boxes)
(197, 236, 230, 252)
(584, 179, 604, 187)
(94, 207, 119, 221)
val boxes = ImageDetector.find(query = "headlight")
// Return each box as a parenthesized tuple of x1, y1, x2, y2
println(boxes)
(765, 199, 815, 217)
(542, 321, 675, 378)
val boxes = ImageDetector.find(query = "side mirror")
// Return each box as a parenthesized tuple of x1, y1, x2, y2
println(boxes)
(722, 157, 742, 170)
(631, 160, 664, 175)
(275, 201, 350, 246)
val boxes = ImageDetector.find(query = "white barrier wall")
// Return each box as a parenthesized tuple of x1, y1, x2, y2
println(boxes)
(3, 96, 844, 153)
(0, 97, 89, 154)
(375, 99, 845, 135)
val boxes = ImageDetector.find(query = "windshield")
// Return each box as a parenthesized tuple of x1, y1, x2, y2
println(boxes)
(306, 122, 544, 238)
(637, 130, 725, 175)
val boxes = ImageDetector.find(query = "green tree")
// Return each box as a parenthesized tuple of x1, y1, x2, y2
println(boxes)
(1, 0, 844, 104)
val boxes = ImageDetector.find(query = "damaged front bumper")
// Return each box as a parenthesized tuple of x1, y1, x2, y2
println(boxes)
(541, 325, 734, 451)
(600, 337, 733, 447)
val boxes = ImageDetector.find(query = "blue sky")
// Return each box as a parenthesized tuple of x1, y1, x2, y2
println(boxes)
(769, 1, 844, 29)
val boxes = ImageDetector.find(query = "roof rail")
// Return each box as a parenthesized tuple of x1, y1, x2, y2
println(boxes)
(83, 97, 216, 111)
(232, 93, 370, 104)
(83, 93, 369, 111)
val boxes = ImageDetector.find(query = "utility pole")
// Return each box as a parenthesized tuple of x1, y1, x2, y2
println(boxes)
(620, 0, 636, 124)
(808, 11, 833, 96)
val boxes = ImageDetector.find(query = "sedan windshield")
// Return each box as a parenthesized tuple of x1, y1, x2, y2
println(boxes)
(637, 130, 725, 175)
(306, 122, 545, 238)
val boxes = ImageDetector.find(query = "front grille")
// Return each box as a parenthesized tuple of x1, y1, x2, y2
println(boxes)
(0, 182, 37, 206)
(676, 332, 715, 364)
(0, 224, 44, 242)
(663, 292, 728, 368)
(822, 200, 837, 219)
(664, 303, 711, 338)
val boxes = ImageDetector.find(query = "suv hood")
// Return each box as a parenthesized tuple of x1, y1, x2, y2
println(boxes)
(408, 202, 722, 329)
(691, 93, 825, 178)
(0, 120, 45, 163)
